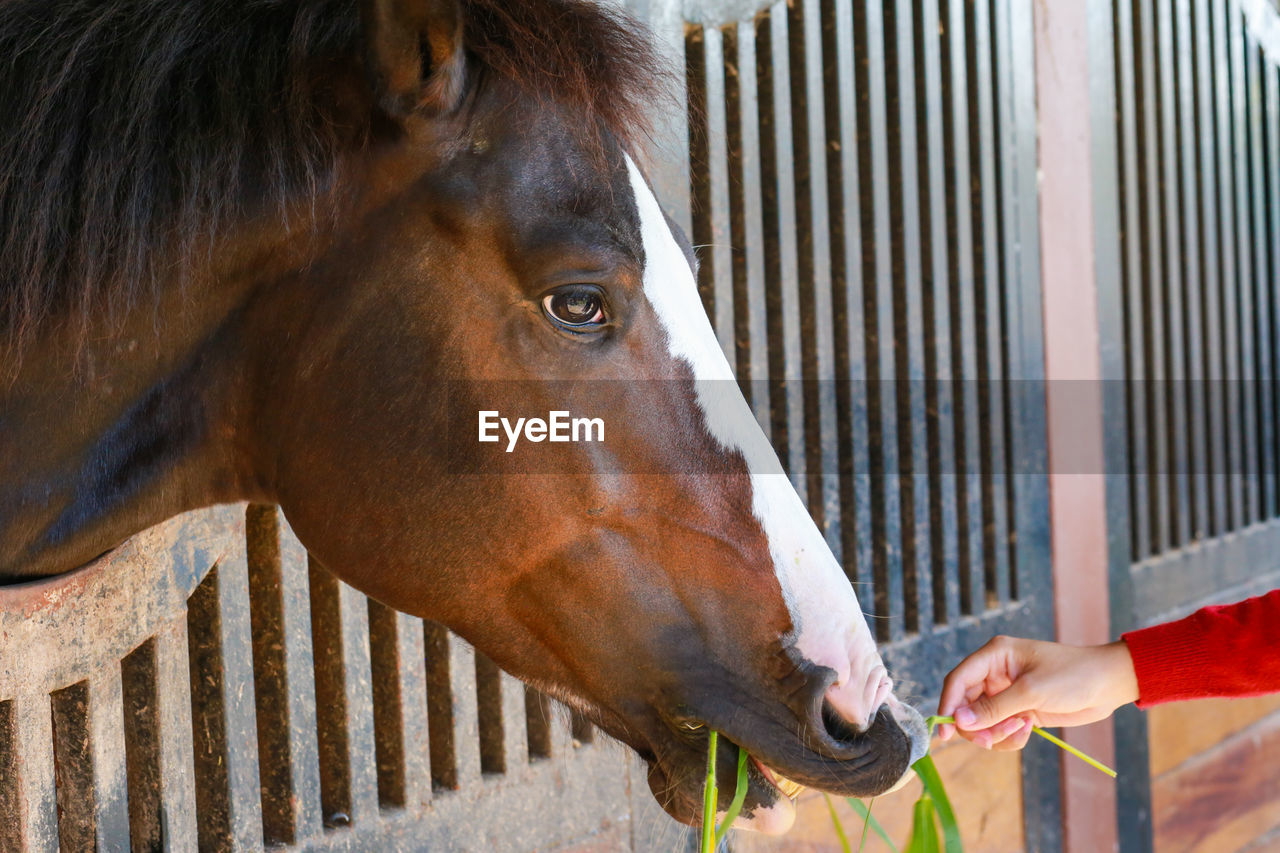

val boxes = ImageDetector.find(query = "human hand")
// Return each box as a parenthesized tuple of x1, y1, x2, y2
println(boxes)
(935, 635, 1139, 750)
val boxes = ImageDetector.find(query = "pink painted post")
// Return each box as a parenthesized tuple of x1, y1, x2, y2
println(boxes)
(1034, 1, 1120, 851)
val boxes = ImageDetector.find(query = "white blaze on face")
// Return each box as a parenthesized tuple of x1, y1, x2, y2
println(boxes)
(624, 157, 892, 734)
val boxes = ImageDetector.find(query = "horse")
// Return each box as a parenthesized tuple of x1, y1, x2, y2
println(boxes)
(0, 0, 927, 834)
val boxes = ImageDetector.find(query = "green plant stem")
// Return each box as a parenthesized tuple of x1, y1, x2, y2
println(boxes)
(906, 795, 940, 853)
(925, 715, 1116, 778)
(912, 755, 962, 853)
(1030, 725, 1118, 778)
(700, 731, 718, 853)
(847, 797, 897, 853)
(824, 793, 853, 853)
(715, 746, 750, 844)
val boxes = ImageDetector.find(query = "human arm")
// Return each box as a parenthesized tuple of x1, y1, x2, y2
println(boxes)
(936, 589, 1280, 750)
(934, 636, 1138, 750)
(1122, 589, 1280, 707)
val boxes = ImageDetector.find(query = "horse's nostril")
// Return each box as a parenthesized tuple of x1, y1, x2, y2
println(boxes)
(821, 700, 864, 744)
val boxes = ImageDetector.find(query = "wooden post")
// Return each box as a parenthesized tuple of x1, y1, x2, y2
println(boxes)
(1034, 1, 1121, 851)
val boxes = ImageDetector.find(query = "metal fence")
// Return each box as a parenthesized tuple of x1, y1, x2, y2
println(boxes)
(0, 0, 1060, 850)
(677, 0, 1058, 845)
(0, 504, 655, 852)
(1103, 0, 1280, 849)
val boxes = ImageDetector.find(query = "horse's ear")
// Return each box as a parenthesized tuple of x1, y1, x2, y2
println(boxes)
(361, 0, 466, 118)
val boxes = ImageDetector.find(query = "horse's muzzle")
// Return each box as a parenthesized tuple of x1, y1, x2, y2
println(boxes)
(643, 699, 926, 835)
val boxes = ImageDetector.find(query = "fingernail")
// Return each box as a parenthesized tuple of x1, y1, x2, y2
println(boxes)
(955, 706, 977, 727)
(975, 732, 991, 750)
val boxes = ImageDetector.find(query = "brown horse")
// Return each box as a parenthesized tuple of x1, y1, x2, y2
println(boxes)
(0, 0, 927, 833)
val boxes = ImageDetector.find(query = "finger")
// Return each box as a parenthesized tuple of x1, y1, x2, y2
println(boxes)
(992, 719, 1035, 752)
(939, 644, 1004, 715)
(986, 715, 1029, 748)
(936, 722, 954, 742)
(969, 727, 995, 750)
(955, 681, 1035, 732)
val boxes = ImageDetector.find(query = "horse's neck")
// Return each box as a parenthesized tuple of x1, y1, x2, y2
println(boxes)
(0, 258, 278, 581)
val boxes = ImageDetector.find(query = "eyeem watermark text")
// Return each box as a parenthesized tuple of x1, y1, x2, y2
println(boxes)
(478, 410, 605, 452)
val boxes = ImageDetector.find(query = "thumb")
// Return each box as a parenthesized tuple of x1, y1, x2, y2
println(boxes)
(955, 683, 1034, 731)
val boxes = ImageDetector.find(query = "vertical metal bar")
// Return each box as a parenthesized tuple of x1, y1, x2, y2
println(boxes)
(980, 0, 1012, 606)
(216, 547, 267, 850)
(1005, 0, 1051, 607)
(12, 693, 57, 852)
(1104, 0, 1158, 817)
(1009, 0, 1059, 843)
(735, 21, 773, 438)
(335, 583, 379, 822)
(768, 1, 809, 497)
(701, 26, 737, 363)
(798, 0, 844, 562)
(122, 640, 165, 852)
(1268, 63, 1280, 509)
(0, 703, 15, 853)
(1247, 39, 1276, 519)
(831, 0, 877, 611)
(51, 684, 95, 850)
(921, 0, 959, 628)
(889, 0, 933, 633)
(368, 600, 410, 805)
(1093, 0, 1154, 846)
(1214, 0, 1245, 531)
(395, 611, 432, 811)
(187, 555, 266, 852)
(276, 519, 324, 840)
(447, 633, 483, 787)
(473, 651, 506, 774)
(1230, 1, 1260, 524)
(635, 0, 691, 234)
(88, 669, 131, 850)
(1117, 0, 1151, 559)
(1156, 0, 1193, 545)
(499, 670, 531, 771)
(1176, 0, 1210, 541)
(1138, 0, 1173, 552)
(153, 618, 198, 852)
(1196, 0, 1228, 538)
(953, 0, 986, 616)
(864, 0, 905, 640)
(245, 504, 322, 844)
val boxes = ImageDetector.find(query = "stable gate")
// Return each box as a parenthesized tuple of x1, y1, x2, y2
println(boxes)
(1099, 0, 1280, 848)
(0, 0, 1060, 850)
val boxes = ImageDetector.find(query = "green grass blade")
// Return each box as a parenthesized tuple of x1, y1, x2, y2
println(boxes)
(927, 714, 1116, 778)
(906, 795, 940, 853)
(924, 715, 952, 737)
(847, 797, 899, 853)
(912, 755, 963, 853)
(1031, 726, 1117, 778)
(824, 793, 853, 853)
(715, 745, 750, 844)
(700, 731, 718, 853)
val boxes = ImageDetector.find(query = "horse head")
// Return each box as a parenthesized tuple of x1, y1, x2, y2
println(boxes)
(0, 0, 927, 833)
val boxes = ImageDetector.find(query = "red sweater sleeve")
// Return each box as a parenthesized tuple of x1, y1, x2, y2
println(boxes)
(1120, 589, 1280, 709)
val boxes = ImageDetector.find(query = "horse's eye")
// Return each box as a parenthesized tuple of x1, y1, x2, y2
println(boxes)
(542, 287, 606, 328)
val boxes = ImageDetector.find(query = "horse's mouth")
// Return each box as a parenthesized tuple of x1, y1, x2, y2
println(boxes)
(752, 758, 806, 800)
(643, 740, 803, 835)
(642, 703, 920, 835)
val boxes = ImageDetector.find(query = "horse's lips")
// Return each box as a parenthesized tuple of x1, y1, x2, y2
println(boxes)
(752, 756, 806, 801)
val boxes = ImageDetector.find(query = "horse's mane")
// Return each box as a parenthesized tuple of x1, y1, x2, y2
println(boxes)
(0, 0, 664, 357)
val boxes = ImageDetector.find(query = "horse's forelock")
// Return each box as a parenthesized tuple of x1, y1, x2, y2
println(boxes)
(462, 0, 671, 159)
